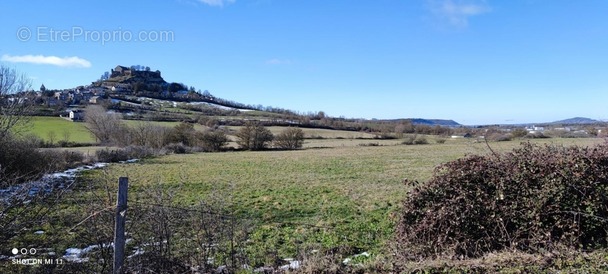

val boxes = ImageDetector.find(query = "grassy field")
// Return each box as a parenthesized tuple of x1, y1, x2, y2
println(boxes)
(6, 119, 605, 270)
(20, 117, 207, 144)
(74, 137, 603, 266)
(122, 119, 207, 131)
(227, 126, 379, 139)
(18, 116, 95, 143)
(21, 117, 381, 146)
(23, 118, 360, 145)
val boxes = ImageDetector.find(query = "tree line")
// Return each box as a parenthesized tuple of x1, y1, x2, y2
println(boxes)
(84, 105, 305, 152)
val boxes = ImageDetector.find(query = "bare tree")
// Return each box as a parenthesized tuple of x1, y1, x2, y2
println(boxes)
(130, 121, 170, 149)
(274, 127, 305, 150)
(199, 129, 229, 152)
(47, 130, 56, 145)
(236, 121, 273, 151)
(84, 105, 123, 144)
(62, 128, 72, 143)
(0, 64, 33, 140)
(166, 122, 198, 147)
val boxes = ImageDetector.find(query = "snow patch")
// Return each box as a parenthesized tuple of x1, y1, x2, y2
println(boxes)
(0, 162, 109, 205)
(0, 160, 139, 206)
(342, 251, 370, 265)
(279, 258, 301, 270)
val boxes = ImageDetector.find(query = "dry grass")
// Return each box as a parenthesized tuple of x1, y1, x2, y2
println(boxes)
(122, 119, 208, 131)
(90, 137, 604, 265)
(394, 249, 608, 273)
(226, 126, 379, 139)
(8, 136, 601, 271)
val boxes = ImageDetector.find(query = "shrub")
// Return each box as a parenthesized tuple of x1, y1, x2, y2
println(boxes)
(166, 122, 197, 146)
(358, 142, 380, 147)
(511, 128, 529, 138)
(0, 134, 91, 186)
(525, 132, 550, 139)
(236, 121, 274, 151)
(95, 146, 157, 162)
(0, 136, 54, 185)
(199, 130, 229, 152)
(563, 132, 590, 138)
(396, 142, 608, 260)
(413, 136, 428, 145)
(60, 150, 86, 166)
(274, 127, 305, 150)
(401, 135, 416, 145)
(57, 140, 88, 147)
(46, 149, 87, 168)
(130, 122, 171, 149)
(126, 146, 159, 159)
(163, 143, 190, 154)
(489, 133, 512, 142)
(402, 134, 428, 145)
(95, 148, 131, 162)
(546, 130, 588, 139)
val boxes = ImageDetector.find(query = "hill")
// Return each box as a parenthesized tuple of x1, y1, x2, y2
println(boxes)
(102, 65, 166, 86)
(383, 118, 461, 127)
(551, 117, 600, 125)
(93, 65, 463, 127)
(409, 118, 461, 127)
(23, 65, 461, 135)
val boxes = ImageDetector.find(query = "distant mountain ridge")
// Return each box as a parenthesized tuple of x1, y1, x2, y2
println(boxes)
(383, 118, 461, 126)
(550, 117, 600, 125)
(410, 118, 461, 126)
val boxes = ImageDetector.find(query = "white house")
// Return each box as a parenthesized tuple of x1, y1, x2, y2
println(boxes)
(69, 110, 84, 121)
(526, 125, 545, 133)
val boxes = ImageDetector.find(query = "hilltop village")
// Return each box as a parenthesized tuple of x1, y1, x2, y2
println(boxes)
(14, 65, 203, 108)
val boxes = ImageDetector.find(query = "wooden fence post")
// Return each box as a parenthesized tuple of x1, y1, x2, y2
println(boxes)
(114, 177, 128, 274)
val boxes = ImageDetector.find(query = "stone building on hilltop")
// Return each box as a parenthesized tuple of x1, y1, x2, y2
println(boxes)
(110, 65, 163, 82)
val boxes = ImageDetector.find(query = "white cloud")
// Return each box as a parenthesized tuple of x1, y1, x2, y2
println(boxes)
(198, 0, 235, 7)
(428, 0, 491, 27)
(265, 58, 292, 65)
(0, 54, 91, 68)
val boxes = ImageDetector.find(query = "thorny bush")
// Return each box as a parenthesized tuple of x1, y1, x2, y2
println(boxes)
(396, 142, 608, 260)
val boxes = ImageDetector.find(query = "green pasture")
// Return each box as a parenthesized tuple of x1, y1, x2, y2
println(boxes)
(23, 116, 381, 147)
(19, 116, 95, 144)
(20, 117, 208, 144)
(8, 117, 605, 269)
(81, 137, 603, 264)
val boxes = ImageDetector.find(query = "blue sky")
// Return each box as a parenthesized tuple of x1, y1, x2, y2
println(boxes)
(1, 0, 607, 125)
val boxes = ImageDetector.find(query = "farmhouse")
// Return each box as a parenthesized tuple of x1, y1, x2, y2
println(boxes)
(68, 110, 84, 121)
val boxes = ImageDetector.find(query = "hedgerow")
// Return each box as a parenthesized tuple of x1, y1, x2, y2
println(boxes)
(396, 142, 608, 260)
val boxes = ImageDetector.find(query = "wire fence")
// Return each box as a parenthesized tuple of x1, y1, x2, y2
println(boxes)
(130, 200, 340, 230)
